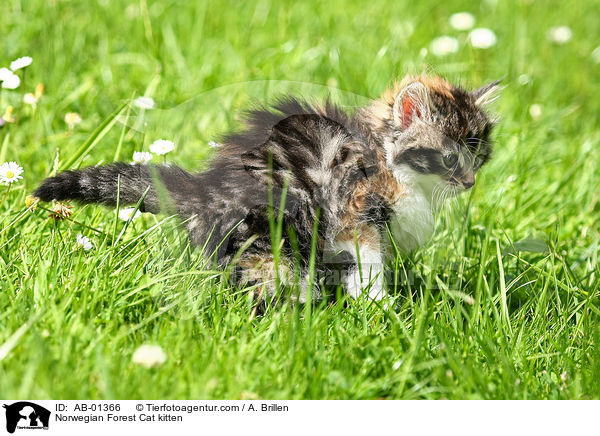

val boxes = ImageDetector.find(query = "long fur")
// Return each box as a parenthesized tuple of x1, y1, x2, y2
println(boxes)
(34, 74, 499, 302)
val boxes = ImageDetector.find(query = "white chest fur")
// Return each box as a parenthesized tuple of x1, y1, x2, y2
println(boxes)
(388, 184, 435, 253)
(384, 153, 439, 253)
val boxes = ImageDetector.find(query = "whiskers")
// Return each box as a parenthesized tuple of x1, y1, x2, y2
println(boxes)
(431, 182, 459, 214)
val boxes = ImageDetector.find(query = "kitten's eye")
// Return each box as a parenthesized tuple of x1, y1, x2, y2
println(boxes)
(442, 153, 459, 168)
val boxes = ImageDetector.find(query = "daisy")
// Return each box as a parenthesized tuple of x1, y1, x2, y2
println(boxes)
(132, 344, 167, 368)
(468, 28, 497, 49)
(9, 56, 32, 71)
(134, 96, 156, 110)
(24, 93, 38, 108)
(208, 141, 221, 148)
(132, 151, 153, 164)
(76, 234, 93, 251)
(0, 161, 24, 185)
(430, 36, 459, 57)
(64, 112, 82, 129)
(0, 68, 12, 81)
(547, 26, 572, 44)
(118, 207, 142, 221)
(529, 104, 543, 119)
(149, 139, 175, 155)
(1, 71, 20, 89)
(449, 12, 475, 31)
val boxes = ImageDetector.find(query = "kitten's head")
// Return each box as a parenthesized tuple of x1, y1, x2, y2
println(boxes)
(371, 74, 500, 195)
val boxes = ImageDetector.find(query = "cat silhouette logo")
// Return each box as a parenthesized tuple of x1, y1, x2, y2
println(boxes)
(2, 402, 50, 433)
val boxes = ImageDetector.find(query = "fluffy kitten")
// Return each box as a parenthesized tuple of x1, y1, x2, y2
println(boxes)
(34, 74, 500, 303)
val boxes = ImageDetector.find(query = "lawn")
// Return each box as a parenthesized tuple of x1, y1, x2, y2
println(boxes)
(1, 0, 599, 399)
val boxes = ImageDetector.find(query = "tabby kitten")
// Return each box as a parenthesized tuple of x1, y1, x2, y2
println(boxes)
(34, 74, 499, 303)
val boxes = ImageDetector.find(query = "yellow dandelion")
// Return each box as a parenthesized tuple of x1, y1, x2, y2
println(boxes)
(25, 195, 40, 211)
(35, 83, 44, 99)
(3, 106, 15, 123)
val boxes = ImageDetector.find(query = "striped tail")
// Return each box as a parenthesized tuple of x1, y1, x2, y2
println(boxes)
(34, 163, 194, 214)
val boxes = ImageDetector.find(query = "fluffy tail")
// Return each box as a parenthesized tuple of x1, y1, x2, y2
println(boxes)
(34, 163, 196, 214)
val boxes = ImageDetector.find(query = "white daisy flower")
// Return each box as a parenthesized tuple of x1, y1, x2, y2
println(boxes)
(132, 344, 167, 368)
(547, 26, 572, 44)
(208, 141, 221, 148)
(9, 56, 32, 71)
(468, 28, 497, 49)
(76, 234, 93, 251)
(592, 46, 600, 63)
(149, 139, 175, 155)
(0, 161, 24, 185)
(64, 112, 82, 129)
(0, 68, 12, 81)
(118, 207, 142, 221)
(134, 96, 156, 110)
(529, 104, 543, 119)
(1, 71, 20, 89)
(132, 151, 153, 164)
(449, 12, 475, 31)
(23, 93, 38, 108)
(430, 36, 459, 57)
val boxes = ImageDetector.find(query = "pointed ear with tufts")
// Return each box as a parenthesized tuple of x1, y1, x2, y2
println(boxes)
(472, 79, 502, 106)
(392, 82, 432, 130)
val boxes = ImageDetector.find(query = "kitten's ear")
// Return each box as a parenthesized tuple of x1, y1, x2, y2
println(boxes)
(472, 79, 502, 106)
(392, 82, 432, 130)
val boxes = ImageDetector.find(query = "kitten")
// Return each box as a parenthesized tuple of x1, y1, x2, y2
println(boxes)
(34, 74, 499, 303)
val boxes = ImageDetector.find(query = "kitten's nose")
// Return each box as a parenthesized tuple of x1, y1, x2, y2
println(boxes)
(462, 180, 475, 189)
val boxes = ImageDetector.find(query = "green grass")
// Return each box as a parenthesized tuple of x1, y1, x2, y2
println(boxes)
(1, 0, 600, 399)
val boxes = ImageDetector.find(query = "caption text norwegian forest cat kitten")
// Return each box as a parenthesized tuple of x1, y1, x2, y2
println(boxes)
(34, 74, 500, 305)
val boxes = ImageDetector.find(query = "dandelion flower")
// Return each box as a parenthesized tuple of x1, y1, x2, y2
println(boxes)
(3, 106, 15, 123)
(76, 234, 93, 251)
(132, 151, 153, 164)
(50, 200, 72, 221)
(1, 71, 20, 89)
(529, 104, 543, 119)
(430, 36, 459, 57)
(10, 56, 32, 71)
(469, 28, 497, 49)
(547, 26, 572, 44)
(24, 93, 38, 108)
(118, 207, 142, 221)
(64, 112, 82, 129)
(208, 141, 221, 148)
(449, 12, 475, 31)
(134, 96, 156, 110)
(35, 83, 44, 99)
(132, 344, 167, 368)
(25, 195, 40, 211)
(0, 161, 24, 185)
(149, 139, 175, 155)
